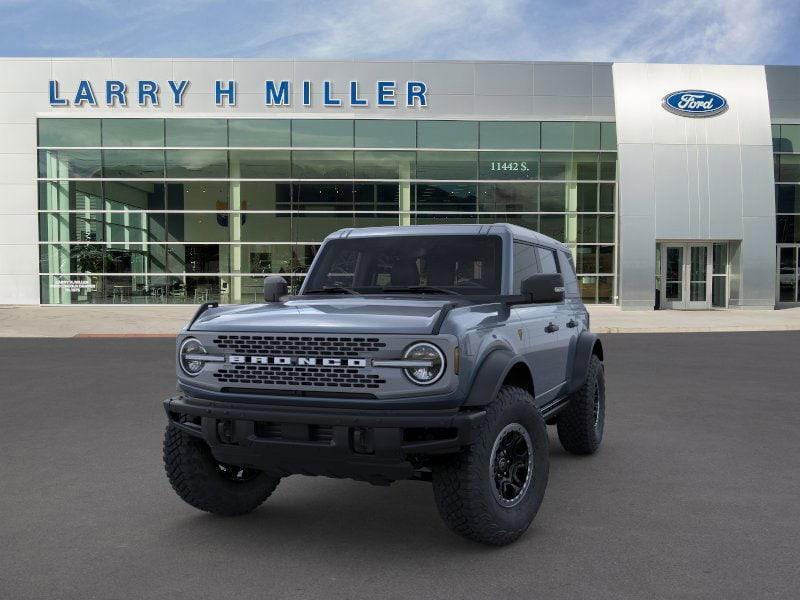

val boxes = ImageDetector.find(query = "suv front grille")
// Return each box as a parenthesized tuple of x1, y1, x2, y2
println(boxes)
(213, 364, 387, 389)
(212, 335, 386, 357)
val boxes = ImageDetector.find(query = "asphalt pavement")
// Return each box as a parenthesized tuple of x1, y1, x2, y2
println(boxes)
(1, 333, 799, 599)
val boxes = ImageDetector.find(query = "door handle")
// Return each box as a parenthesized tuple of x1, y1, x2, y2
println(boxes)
(544, 322, 559, 333)
(567, 319, 578, 328)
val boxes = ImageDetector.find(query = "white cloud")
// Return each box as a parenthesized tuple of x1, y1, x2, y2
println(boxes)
(0, 0, 796, 64)
(217, 0, 793, 65)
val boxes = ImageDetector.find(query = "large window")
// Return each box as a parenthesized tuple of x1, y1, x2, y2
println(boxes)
(37, 118, 617, 304)
(774, 124, 800, 304)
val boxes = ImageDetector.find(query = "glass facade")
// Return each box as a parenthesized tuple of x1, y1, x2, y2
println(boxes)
(774, 124, 800, 303)
(37, 118, 617, 304)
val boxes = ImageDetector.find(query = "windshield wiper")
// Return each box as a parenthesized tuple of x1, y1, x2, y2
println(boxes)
(304, 286, 360, 295)
(380, 285, 461, 296)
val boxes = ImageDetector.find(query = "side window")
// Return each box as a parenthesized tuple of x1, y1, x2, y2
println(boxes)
(513, 242, 540, 293)
(558, 250, 580, 297)
(536, 246, 560, 274)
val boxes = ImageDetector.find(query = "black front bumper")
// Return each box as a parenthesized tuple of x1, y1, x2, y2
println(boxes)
(164, 395, 486, 484)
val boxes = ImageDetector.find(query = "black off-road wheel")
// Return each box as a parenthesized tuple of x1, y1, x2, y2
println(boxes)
(163, 422, 280, 516)
(431, 386, 549, 546)
(556, 354, 605, 455)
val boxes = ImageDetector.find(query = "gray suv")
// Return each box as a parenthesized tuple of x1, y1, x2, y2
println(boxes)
(163, 224, 605, 545)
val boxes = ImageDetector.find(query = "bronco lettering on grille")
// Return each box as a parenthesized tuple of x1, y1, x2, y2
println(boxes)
(228, 355, 368, 367)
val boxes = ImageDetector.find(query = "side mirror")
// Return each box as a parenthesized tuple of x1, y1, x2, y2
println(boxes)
(521, 273, 565, 304)
(263, 275, 288, 303)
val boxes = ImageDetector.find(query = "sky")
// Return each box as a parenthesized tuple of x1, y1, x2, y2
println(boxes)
(0, 0, 798, 65)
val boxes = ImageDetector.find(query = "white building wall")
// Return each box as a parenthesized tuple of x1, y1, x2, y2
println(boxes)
(0, 57, 614, 305)
(613, 63, 776, 309)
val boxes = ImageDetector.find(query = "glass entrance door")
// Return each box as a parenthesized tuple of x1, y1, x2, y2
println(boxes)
(777, 245, 799, 304)
(659, 243, 712, 309)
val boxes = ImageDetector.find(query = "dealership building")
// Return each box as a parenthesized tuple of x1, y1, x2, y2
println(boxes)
(0, 58, 799, 309)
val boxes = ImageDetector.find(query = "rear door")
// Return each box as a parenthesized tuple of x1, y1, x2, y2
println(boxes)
(511, 241, 564, 402)
(534, 245, 572, 397)
(557, 249, 585, 384)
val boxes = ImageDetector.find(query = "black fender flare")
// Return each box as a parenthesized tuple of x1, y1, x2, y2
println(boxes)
(463, 347, 526, 407)
(566, 332, 603, 395)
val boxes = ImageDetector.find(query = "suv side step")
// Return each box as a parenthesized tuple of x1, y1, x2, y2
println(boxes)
(539, 396, 571, 420)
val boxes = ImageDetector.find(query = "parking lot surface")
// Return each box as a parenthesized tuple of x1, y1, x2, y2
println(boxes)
(1, 332, 798, 599)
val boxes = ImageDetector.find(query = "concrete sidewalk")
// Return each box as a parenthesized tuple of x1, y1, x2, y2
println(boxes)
(2, 303, 800, 337)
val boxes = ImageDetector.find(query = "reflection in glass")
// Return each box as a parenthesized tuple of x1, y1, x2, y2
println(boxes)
(480, 122, 540, 149)
(166, 150, 227, 178)
(38, 149, 102, 178)
(416, 151, 477, 180)
(102, 119, 164, 147)
(417, 121, 478, 149)
(229, 150, 290, 179)
(103, 149, 164, 178)
(39, 119, 101, 147)
(292, 150, 353, 179)
(539, 183, 566, 212)
(166, 119, 227, 147)
(39, 181, 103, 210)
(294, 183, 354, 212)
(577, 183, 598, 212)
(229, 120, 290, 147)
(292, 120, 353, 147)
(415, 183, 477, 212)
(355, 120, 416, 148)
(479, 183, 538, 212)
(354, 151, 415, 179)
(540, 153, 571, 180)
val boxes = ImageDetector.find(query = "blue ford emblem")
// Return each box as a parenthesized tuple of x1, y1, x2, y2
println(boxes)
(662, 90, 728, 117)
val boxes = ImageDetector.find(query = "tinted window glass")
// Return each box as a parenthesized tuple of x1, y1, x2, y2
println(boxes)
(417, 121, 478, 149)
(38, 149, 102, 178)
(600, 123, 617, 151)
(559, 250, 579, 296)
(166, 150, 228, 178)
(166, 119, 227, 147)
(229, 120, 290, 147)
(574, 122, 601, 149)
(537, 246, 560, 274)
(39, 119, 100, 147)
(354, 151, 415, 179)
(102, 119, 164, 147)
(304, 235, 502, 295)
(103, 150, 165, 178)
(355, 120, 416, 148)
(229, 150, 290, 178)
(513, 242, 540, 293)
(291, 120, 353, 147)
(480, 122, 540, 149)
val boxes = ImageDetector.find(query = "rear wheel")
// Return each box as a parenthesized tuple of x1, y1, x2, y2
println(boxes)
(163, 422, 280, 516)
(556, 354, 605, 455)
(431, 386, 549, 546)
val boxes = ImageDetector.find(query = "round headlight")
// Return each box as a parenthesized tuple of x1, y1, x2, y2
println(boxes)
(179, 337, 207, 376)
(403, 342, 446, 385)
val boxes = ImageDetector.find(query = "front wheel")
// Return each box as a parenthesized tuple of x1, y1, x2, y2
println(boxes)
(163, 422, 280, 516)
(431, 386, 549, 546)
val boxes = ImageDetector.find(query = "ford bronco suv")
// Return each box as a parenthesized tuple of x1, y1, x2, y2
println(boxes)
(163, 224, 605, 545)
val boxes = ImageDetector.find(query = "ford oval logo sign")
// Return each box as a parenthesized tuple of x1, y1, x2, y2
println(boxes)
(662, 90, 728, 117)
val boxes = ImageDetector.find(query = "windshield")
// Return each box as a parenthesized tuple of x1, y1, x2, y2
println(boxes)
(303, 235, 503, 296)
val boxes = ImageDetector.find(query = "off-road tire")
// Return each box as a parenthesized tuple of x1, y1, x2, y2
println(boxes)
(163, 423, 280, 515)
(431, 386, 549, 546)
(556, 354, 605, 455)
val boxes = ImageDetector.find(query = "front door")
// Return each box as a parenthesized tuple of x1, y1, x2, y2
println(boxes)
(660, 243, 712, 309)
